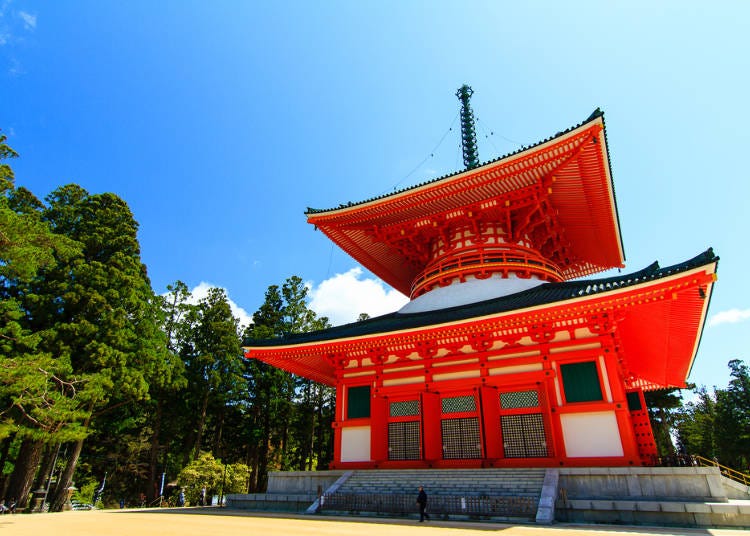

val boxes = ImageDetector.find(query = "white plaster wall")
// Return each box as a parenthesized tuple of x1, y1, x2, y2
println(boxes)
(399, 273, 545, 313)
(561, 411, 624, 457)
(340, 426, 371, 462)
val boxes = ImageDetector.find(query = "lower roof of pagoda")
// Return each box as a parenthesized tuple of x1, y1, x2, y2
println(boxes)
(243, 249, 718, 389)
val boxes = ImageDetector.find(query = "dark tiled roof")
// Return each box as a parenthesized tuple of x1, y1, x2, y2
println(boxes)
(305, 109, 608, 215)
(244, 248, 718, 348)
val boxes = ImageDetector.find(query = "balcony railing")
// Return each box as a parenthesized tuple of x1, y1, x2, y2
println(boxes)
(411, 245, 562, 298)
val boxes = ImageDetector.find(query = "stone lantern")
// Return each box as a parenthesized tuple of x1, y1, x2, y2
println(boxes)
(30, 488, 47, 513)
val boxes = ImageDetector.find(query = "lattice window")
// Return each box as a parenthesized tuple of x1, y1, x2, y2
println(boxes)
(388, 421, 421, 460)
(390, 400, 420, 417)
(441, 417, 481, 459)
(500, 390, 539, 409)
(501, 413, 549, 458)
(441, 395, 476, 414)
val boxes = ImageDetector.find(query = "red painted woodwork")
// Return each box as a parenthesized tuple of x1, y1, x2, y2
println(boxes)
(307, 117, 623, 296)
(370, 395, 388, 462)
(244, 109, 718, 470)
(479, 386, 501, 460)
(421, 392, 441, 463)
(628, 389, 659, 463)
(411, 235, 563, 298)
(246, 265, 717, 392)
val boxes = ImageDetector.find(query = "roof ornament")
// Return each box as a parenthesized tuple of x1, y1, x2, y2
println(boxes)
(456, 84, 480, 170)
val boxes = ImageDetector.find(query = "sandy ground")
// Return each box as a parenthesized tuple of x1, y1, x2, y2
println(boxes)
(0, 507, 746, 536)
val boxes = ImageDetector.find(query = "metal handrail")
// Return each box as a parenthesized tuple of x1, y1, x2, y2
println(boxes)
(319, 492, 536, 519)
(693, 454, 750, 487)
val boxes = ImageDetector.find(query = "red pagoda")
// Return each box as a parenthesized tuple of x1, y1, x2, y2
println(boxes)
(244, 87, 718, 469)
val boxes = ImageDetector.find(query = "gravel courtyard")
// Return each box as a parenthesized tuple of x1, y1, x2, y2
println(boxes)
(0, 508, 746, 536)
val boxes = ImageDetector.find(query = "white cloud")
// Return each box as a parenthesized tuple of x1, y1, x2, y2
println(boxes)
(7, 56, 22, 76)
(187, 281, 253, 329)
(308, 267, 409, 326)
(18, 10, 35, 30)
(708, 308, 750, 328)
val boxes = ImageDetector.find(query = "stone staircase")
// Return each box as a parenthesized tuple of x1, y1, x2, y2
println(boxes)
(337, 468, 545, 498)
(320, 468, 547, 522)
(225, 466, 750, 527)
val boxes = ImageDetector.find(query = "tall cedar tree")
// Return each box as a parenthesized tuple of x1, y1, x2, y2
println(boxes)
(243, 276, 333, 490)
(675, 387, 717, 460)
(644, 388, 685, 459)
(180, 287, 244, 462)
(141, 281, 189, 501)
(0, 139, 84, 507)
(14, 184, 172, 511)
(676, 360, 750, 471)
(714, 360, 750, 470)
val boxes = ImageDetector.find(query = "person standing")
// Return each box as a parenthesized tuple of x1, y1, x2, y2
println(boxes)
(416, 486, 429, 522)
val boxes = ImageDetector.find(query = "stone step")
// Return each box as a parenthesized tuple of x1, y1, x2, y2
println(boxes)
(337, 468, 546, 498)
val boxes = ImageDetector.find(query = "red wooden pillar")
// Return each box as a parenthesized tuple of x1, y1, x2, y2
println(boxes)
(543, 361, 565, 462)
(602, 349, 640, 465)
(421, 391, 441, 464)
(628, 388, 658, 464)
(479, 386, 501, 460)
(371, 392, 388, 464)
(332, 382, 345, 467)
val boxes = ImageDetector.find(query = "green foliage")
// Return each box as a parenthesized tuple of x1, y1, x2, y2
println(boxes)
(72, 478, 98, 505)
(675, 360, 750, 471)
(0, 131, 340, 505)
(176, 452, 223, 504)
(224, 462, 251, 494)
(243, 276, 334, 486)
(675, 387, 716, 459)
(645, 388, 685, 457)
(180, 286, 244, 459)
(0, 138, 86, 443)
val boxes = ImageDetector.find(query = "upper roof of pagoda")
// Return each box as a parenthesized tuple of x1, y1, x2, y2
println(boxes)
(306, 110, 624, 296)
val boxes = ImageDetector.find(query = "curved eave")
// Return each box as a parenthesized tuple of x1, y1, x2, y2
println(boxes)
(244, 251, 717, 389)
(307, 111, 624, 295)
(306, 109, 608, 217)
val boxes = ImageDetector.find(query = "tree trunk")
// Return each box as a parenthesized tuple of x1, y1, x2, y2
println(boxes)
(31, 444, 57, 495)
(49, 437, 85, 512)
(147, 400, 163, 502)
(193, 389, 210, 460)
(256, 406, 270, 492)
(5, 438, 45, 510)
(0, 433, 15, 498)
(213, 405, 225, 458)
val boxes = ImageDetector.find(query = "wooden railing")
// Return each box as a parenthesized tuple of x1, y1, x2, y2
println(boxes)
(411, 245, 562, 298)
(319, 492, 536, 519)
(693, 454, 750, 487)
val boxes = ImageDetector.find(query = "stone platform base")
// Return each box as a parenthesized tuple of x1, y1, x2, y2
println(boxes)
(555, 466, 750, 528)
(226, 466, 750, 528)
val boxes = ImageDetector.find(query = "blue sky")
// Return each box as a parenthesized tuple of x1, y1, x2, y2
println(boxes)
(2, 1, 748, 392)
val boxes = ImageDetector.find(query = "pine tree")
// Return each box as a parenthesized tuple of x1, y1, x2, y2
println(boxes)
(179, 287, 243, 461)
(20, 185, 173, 511)
(243, 276, 333, 488)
